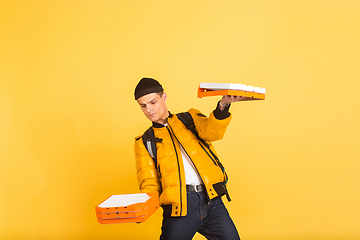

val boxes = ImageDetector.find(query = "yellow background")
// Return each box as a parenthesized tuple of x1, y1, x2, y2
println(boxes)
(1, 1, 359, 239)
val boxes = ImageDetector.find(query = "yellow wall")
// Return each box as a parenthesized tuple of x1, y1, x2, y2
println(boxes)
(1, 1, 360, 239)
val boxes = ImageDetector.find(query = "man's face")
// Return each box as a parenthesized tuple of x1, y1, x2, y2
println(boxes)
(137, 92, 169, 124)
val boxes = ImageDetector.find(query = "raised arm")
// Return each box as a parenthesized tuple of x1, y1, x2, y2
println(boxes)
(188, 95, 248, 142)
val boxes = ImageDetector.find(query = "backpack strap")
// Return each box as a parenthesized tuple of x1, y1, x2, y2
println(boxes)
(176, 112, 221, 164)
(142, 127, 162, 167)
(176, 112, 231, 202)
(176, 112, 213, 156)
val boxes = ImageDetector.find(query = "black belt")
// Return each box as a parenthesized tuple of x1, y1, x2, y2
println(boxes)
(186, 184, 204, 192)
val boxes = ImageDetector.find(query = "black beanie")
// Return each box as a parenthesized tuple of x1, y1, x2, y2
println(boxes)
(134, 78, 164, 100)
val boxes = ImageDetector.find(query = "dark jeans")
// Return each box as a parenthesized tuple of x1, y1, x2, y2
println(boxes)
(160, 191, 240, 240)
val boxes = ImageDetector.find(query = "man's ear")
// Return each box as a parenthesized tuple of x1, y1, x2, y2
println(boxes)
(162, 92, 167, 101)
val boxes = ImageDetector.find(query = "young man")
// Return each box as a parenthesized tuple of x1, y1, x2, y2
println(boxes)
(134, 78, 243, 240)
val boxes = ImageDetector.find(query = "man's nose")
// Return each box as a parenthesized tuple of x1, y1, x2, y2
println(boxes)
(146, 105, 152, 112)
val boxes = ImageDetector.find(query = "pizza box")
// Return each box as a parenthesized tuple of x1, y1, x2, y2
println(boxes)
(197, 82, 265, 100)
(96, 192, 159, 224)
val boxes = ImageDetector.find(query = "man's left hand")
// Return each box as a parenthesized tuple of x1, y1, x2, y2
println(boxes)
(219, 95, 248, 111)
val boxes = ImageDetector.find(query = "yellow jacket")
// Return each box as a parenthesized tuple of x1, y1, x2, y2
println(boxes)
(134, 107, 232, 217)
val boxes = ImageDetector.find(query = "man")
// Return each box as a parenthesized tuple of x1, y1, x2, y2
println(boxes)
(134, 77, 243, 240)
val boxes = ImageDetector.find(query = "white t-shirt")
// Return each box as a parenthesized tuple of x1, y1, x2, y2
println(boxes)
(164, 123, 202, 185)
(179, 144, 203, 185)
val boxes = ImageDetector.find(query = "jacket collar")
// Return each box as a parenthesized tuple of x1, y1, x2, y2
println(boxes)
(152, 112, 173, 128)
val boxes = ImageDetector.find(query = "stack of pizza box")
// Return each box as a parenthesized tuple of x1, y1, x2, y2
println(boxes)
(96, 192, 159, 224)
(198, 82, 266, 100)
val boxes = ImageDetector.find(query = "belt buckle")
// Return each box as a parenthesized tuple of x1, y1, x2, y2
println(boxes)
(194, 185, 202, 192)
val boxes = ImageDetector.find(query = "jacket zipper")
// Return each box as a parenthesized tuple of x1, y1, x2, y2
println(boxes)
(199, 142, 218, 166)
(167, 124, 211, 202)
(165, 125, 183, 216)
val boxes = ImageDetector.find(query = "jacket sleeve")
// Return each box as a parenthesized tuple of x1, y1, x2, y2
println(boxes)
(134, 136, 161, 196)
(187, 106, 232, 142)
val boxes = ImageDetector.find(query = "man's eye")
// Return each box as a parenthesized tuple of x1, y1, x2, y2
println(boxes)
(151, 101, 156, 104)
